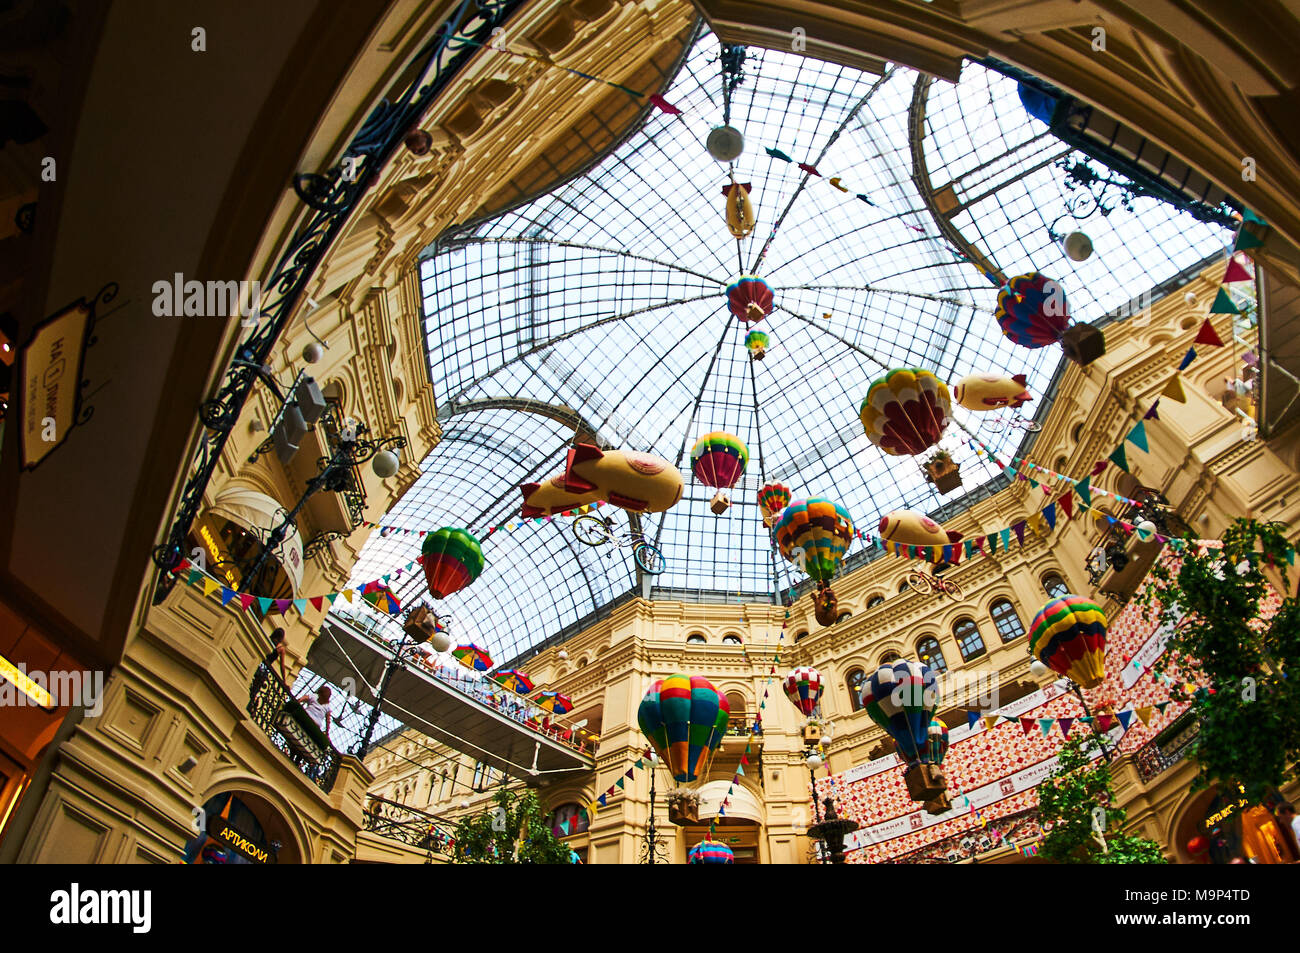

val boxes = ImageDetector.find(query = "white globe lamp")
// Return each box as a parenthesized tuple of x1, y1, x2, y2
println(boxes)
(1030, 659, 1049, 678)
(706, 125, 744, 162)
(302, 341, 324, 364)
(1062, 230, 1093, 262)
(371, 449, 400, 479)
(430, 629, 452, 654)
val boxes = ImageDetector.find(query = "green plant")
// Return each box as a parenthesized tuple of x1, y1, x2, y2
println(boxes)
(1037, 736, 1167, 864)
(1143, 518, 1300, 803)
(450, 788, 573, 864)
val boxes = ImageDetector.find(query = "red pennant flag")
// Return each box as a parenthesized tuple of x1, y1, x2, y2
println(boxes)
(1090, 460, 1108, 476)
(1020, 717, 1035, 735)
(1223, 257, 1253, 283)
(1096, 714, 1115, 731)
(239, 594, 256, 611)
(797, 162, 821, 177)
(648, 94, 681, 115)
(1058, 492, 1074, 519)
(1194, 318, 1225, 347)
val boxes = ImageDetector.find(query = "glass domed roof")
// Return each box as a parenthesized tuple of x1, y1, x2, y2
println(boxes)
(346, 28, 1228, 668)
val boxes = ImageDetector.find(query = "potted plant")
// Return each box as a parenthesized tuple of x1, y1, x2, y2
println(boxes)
(922, 450, 962, 494)
(666, 788, 700, 826)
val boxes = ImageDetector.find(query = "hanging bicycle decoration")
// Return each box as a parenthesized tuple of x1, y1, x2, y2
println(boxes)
(572, 514, 667, 575)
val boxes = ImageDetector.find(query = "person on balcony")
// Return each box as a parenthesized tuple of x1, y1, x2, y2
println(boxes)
(298, 685, 334, 742)
(263, 627, 288, 683)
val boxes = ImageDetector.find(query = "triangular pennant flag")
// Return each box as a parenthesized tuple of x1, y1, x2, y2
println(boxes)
(615, 778, 625, 789)
(239, 593, 256, 611)
(1043, 503, 1057, 530)
(1000, 528, 1012, 550)
(797, 162, 821, 177)
(1020, 717, 1035, 735)
(202, 578, 221, 597)
(1127, 421, 1149, 453)
(828, 176, 848, 192)
(326, 592, 340, 606)
(1242, 208, 1268, 226)
(1058, 492, 1074, 520)
(647, 94, 681, 114)
(1117, 710, 1134, 729)
(736, 764, 745, 776)
(257, 597, 274, 616)
(275, 598, 292, 614)
(597, 794, 607, 806)
(634, 759, 644, 769)
(967, 711, 980, 729)
(1058, 717, 1074, 737)
(1136, 706, 1153, 726)
(624, 767, 635, 779)
(765, 147, 793, 162)
(1223, 256, 1253, 283)
(1210, 288, 1240, 315)
(1195, 317, 1225, 346)
(1038, 718, 1053, 737)
(984, 715, 1000, 731)
(1108, 444, 1129, 472)
(1012, 521, 1026, 546)
(187, 569, 203, 586)
(964, 540, 976, 559)
(1178, 347, 1197, 370)
(1074, 477, 1092, 505)
(310, 596, 325, 612)
(1144, 401, 1161, 420)
(1096, 714, 1114, 731)
(1079, 715, 1093, 724)
(342, 589, 355, 603)
(1162, 376, 1187, 403)
(292, 598, 308, 614)
(1156, 701, 1171, 714)
(221, 587, 237, 607)
(1234, 228, 1264, 251)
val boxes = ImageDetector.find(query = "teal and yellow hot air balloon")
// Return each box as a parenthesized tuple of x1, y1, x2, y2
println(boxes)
(637, 674, 730, 784)
(421, 527, 485, 599)
(860, 368, 952, 456)
(774, 498, 854, 583)
(745, 329, 769, 361)
(1029, 595, 1108, 688)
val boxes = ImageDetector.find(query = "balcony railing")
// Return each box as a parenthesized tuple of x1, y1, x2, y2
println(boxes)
(362, 795, 457, 855)
(1133, 710, 1199, 783)
(248, 662, 341, 793)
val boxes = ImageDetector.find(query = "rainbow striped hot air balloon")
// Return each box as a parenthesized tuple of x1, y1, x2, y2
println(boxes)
(995, 272, 1070, 348)
(756, 482, 790, 526)
(745, 329, 769, 360)
(860, 660, 938, 766)
(689, 839, 735, 864)
(691, 432, 749, 514)
(923, 719, 948, 766)
(421, 528, 485, 599)
(637, 674, 730, 784)
(782, 667, 823, 718)
(726, 276, 773, 323)
(1029, 595, 1108, 689)
(860, 368, 952, 456)
(774, 498, 854, 583)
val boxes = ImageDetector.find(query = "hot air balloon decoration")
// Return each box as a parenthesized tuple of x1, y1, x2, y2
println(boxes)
(722, 179, 756, 239)
(952, 372, 1032, 411)
(860, 660, 946, 802)
(520, 445, 683, 518)
(920, 718, 952, 814)
(689, 839, 735, 864)
(782, 667, 823, 720)
(775, 498, 854, 624)
(877, 509, 962, 564)
(691, 431, 748, 513)
(756, 482, 790, 527)
(726, 276, 773, 324)
(421, 528, 485, 599)
(745, 329, 769, 361)
(637, 674, 730, 784)
(860, 368, 952, 456)
(814, 586, 838, 627)
(995, 272, 1105, 366)
(1029, 595, 1108, 689)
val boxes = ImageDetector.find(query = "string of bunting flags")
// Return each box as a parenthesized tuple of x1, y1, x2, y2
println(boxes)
(963, 699, 1180, 738)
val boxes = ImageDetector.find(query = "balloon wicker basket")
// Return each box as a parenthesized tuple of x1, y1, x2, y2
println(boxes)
(923, 460, 962, 494)
(814, 587, 838, 626)
(749, 347, 766, 361)
(802, 724, 823, 746)
(923, 792, 952, 815)
(1061, 324, 1106, 366)
(667, 790, 700, 826)
(904, 763, 947, 802)
(710, 490, 732, 514)
(402, 606, 435, 644)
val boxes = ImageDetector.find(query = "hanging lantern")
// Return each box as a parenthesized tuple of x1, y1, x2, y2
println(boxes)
(726, 276, 773, 324)
(745, 329, 769, 361)
(723, 180, 756, 239)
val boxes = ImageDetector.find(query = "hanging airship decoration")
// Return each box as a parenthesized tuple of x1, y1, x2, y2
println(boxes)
(722, 177, 756, 239)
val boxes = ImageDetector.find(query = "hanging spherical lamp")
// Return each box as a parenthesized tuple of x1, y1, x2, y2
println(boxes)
(706, 125, 744, 162)
(1062, 230, 1093, 261)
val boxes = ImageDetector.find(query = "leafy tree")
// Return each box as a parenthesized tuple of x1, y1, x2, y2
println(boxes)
(1037, 736, 1167, 864)
(450, 788, 573, 864)
(1143, 519, 1300, 803)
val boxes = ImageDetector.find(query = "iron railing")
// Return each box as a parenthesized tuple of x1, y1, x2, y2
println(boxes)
(151, 0, 525, 598)
(248, 662, 342, 793)
(1133, 710, 1199, 783)
(362, 795, 458, 855)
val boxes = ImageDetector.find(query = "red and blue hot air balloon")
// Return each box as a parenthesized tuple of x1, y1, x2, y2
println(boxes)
(691, 432, 749, 513)
(637, 674, 730, 784)
(859, 660, 939, 766)
(995, 272, 1070, 348)
(782, 667, 824, 718)
(726, 276, 774, 324)
(689, 839, 735, 864)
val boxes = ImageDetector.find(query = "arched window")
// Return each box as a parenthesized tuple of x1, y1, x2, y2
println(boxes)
(846, 668, 867, 711)
(545, 803, 590, 838)
(794, 630, 809, 643)
(953, 618, 986, 662)
(866, 594, 885, 608)
(726, 692, 747, 733)
(1042, 573, 1069, 598)
(836, 611, 852, 624)
(898, 579, 911, 594)
(990, 599, 1025, 643)
(686, 633, 707, 644)
(917, 636, 947, 674)
(722, 634, 743, 645)
(879, 651, 900, 666)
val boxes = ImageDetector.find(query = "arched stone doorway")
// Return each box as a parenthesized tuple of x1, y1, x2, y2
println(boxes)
(182, 789, 305, 864)
(687, 781, 763, 863)
(1171, 785, 1298, 864)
